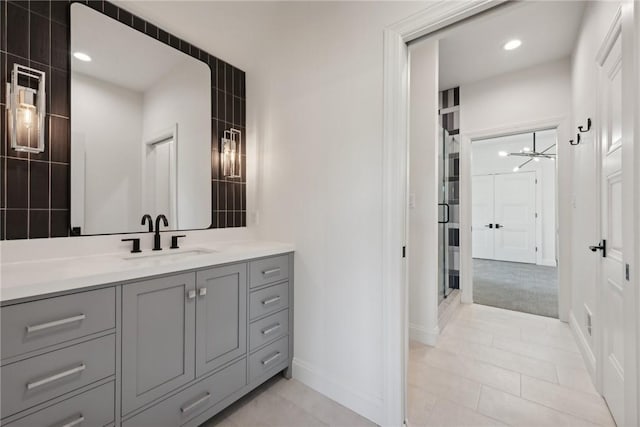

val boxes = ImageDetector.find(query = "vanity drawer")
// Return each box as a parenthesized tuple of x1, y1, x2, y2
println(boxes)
(249, 282, 289, 320)
(249, 255, 289, 289)
(1, 334, 115, 418)
(249, 309, 289, 351)
(5, 381, 114, 427)
(249, 336, 289, 383)
(1, 287, 116, 360)
(122, 359, 246, 427)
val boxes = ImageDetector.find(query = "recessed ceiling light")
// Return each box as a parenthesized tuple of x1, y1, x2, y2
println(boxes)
(498, 151, 508, 157)
(73, 52, 92, 62)
(503, 39, 522, 51)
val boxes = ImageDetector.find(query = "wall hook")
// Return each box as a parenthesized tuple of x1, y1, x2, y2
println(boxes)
(578, 118, 591, 133)
(569, 134, 581, 146)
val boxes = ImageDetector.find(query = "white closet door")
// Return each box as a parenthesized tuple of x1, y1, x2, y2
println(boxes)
(598, 24, 624, 426)
(472, 175, 495, 259)
(494, 172, 537, 263)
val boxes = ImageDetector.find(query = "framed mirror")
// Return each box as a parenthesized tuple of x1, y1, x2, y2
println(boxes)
(70, 3, 213, 235)
(0, 1, 246, 240)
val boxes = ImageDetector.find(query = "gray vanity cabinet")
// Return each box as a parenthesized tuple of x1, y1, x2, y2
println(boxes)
(122, 272, 196, 414)
(0, 252, 292, 427)
(195, 264, 247, 377)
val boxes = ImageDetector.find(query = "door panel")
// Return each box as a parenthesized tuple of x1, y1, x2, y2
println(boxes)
(599, 26, 624, 424)
(122, 273, 196, 414)
(196, 264, 247, 377)
(472, 175, 494, 259)
(494, 172, 536, 263)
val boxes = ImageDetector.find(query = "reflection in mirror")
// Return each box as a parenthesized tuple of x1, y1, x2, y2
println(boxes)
(70, 4, 211, 235)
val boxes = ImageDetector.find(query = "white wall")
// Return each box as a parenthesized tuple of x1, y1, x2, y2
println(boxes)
(142, 59, 211, 230)
(250, 4, 431, 422)
(460, 58, 572, 134)
(71, 72, 143, 235)
(569, 0, 621, 375)
(472, 131, 557, 265)
(408, 39, 440, 345)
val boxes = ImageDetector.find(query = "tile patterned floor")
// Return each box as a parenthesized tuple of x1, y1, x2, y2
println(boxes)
(202, 303, 613, 427)
(408, 303, 615, 427)
(201, 374, 375, 427)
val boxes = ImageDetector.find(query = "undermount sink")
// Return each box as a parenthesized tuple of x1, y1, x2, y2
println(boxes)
(123, 248, 217, 261)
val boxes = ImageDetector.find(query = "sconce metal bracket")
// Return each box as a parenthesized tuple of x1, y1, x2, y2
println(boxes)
(6, 64, 46, 153)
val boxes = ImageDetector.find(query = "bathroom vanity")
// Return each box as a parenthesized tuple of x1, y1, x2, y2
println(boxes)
(0, 244, 294, 427)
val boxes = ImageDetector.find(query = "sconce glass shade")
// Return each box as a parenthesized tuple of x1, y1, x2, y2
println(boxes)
(6, 64, 46, 153)
(221, 129, 242, 178)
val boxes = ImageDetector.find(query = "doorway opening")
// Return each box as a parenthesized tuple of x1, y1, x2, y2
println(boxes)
(387, 1, 637, 426)
(471, 129, 558, 318)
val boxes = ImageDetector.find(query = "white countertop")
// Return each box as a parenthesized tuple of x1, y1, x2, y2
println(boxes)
(0, 240, 294, 303)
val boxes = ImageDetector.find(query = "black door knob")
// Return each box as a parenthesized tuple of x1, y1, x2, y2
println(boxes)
(589, 240, 607, 258)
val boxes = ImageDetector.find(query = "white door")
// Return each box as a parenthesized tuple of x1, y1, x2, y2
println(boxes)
(142, 131, 178, 229)
(597, 23, 624, 426)
(472, 175, 495, 259)
(494, 172, 537, 263)
(472, 172, 536, 263)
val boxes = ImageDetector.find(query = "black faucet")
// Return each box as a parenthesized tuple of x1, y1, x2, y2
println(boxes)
(153, 214, 169, 251)
(141, 214, 153, 232)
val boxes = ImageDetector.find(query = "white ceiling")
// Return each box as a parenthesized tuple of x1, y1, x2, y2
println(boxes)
(70, 4, 209, 92)
(438, 1, 586, 90)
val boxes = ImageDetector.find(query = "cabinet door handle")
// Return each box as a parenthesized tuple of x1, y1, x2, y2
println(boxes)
(262, 268, 281, 277)
(261, 352, 281, 366)
(180, 392, 211, 413)
(187, 290, 196, 300)
(262, 296, 281, 306)
(27, 364, 86, 390)
(198, 288, 207, 297)
(26, 314, 86, 334)
(58, 414, 85, 427)
(261, 323, 281, 335)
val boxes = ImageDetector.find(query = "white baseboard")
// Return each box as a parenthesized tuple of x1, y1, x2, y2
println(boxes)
(292, 357, 383, 425)
(569, 310, 597, 376)
(409, 322, 439, 346)
(539, 258, 558, 267)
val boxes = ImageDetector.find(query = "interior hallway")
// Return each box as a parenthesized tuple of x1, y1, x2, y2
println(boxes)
(408, 304, 615, 426)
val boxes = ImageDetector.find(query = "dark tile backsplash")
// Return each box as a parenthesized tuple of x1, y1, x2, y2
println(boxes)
(1, 0, 246, 239)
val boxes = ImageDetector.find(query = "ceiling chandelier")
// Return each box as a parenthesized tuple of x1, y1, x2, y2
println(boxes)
(504, 132, 556, 172)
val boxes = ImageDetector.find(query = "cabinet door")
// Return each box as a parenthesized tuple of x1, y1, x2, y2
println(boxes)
(196, 264, 247, 377)
(122, 273, 196, 414)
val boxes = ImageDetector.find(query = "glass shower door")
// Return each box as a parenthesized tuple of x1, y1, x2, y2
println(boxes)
(438, 129, 458, 302)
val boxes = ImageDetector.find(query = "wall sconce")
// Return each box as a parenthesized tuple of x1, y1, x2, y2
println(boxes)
(221, 128, 242, 178)
(6, 64, 46, 153)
